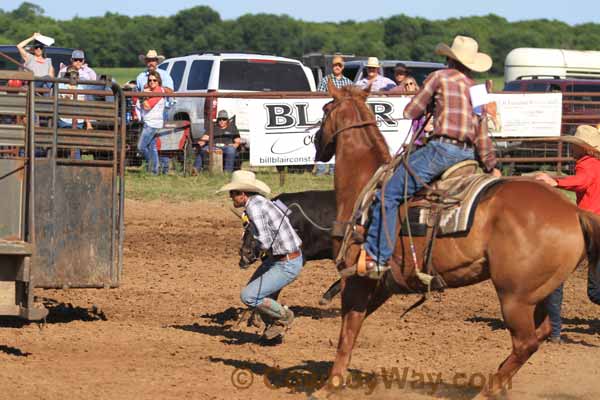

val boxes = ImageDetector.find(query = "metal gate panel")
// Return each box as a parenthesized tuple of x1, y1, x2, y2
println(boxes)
(32, 162, 117, 288)
(0, 159, 25, 240)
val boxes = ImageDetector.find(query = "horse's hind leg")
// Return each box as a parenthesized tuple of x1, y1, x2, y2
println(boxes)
(475, 299, 544, 399)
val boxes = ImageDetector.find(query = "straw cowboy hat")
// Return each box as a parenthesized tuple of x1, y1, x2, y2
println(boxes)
(435, 35, 492, 73)
(217, 170, 271, 197)
(139, 50, 165, 63)
(563, 125, 600, 156)
(366, 57, 381, 68)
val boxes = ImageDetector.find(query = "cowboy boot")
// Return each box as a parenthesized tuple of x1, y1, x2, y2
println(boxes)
(262, 306, 295, 340)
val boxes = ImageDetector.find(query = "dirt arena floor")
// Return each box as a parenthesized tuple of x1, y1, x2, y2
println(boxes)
(1, 199, 599, 399)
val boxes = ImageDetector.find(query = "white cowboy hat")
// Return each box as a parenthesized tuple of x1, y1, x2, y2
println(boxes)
(139, 50, 165, 63)
(562, 125, 600, 157)
(217, 170, 271, 197)
(366, 57, 381, 68)
(435, 35, 492, 73)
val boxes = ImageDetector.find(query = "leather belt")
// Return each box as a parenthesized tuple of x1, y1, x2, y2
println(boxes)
(272, 250, 301, 262)
(430, 136, 473, 150)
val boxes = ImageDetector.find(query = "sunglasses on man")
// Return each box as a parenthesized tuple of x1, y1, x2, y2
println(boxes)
(333, 63, 343, 68)
(72, 58, 84, 62)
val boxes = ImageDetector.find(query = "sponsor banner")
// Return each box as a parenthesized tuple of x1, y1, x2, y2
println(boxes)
(487, 93, 562, 137)
(249, 97, 413, 166)
(248, 93, 563, 166)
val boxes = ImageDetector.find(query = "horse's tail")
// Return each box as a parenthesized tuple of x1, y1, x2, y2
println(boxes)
(578, 210, 600, 267)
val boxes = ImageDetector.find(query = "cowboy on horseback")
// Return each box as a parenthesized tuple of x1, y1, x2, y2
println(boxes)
(218, 170, 303, 340)
(360, 35, 501, 278)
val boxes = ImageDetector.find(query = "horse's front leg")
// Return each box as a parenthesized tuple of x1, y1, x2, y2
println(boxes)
(311, 276, 378, 399)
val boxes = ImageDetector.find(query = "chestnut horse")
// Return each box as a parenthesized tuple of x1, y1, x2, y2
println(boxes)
(311, 82, 600, 399)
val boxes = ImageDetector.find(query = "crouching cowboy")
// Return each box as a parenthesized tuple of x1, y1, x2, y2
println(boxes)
(218, 171, 303, 340)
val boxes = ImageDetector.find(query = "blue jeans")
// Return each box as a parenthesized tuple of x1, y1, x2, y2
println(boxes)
(365, 140, 475, 264)
(588, 260, 600, 305)
(315, 163, 335, 175)
(546, 284, 564, 338)
(545, 260, 600, 338)
(159, 155, 170, 174)
(240, 254, 303, 308)
(194, 144, 237, 172)
(138, 125, 159, 175)
(57, 120, 83, 159)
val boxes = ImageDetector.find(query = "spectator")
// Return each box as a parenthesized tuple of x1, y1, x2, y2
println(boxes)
(315, 55, 352, 176)
(356, 57, 396, 92)
(401, 78, 433, 147)
(58, 49, 97, 81)
(193, 110, 240, 173)
(57, 66, 92, 159)
(317, 55, 353, 91)
(393, 63, 410, 87)
(137, 71, 166, 175)
(535, 124, 600, 344)
(136, 50, 174, 92)
(17, 32, 54, 80)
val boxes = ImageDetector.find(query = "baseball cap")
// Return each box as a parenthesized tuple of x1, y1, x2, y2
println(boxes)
(71, 50, 85, 59)
(217, 110, 229, 119)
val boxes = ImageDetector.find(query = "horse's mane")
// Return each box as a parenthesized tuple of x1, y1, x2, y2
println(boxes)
(340, 86, 392, 165)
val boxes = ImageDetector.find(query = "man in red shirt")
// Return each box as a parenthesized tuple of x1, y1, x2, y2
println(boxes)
(536, 124, 600, 343)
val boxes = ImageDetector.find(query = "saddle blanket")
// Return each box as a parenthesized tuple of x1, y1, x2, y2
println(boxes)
(401, 174, 502, 236)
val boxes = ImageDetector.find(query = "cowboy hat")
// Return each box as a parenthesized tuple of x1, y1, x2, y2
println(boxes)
(217, 170, 271, 197)
(139, 50, 165, 63)
(562, 125, 600, 156)
(366, 57, 381, 68)
(435, 35, 492, 73)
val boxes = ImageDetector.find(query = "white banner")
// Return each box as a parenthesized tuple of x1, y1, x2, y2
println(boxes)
(487, 93, 563, 137)
(248, 93, 563, 166)
(249, 97, 413, 166)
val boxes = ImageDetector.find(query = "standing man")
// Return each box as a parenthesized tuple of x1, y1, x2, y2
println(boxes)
(219, 171, 303, 340)
(536, 125, 600, 343)
(353, 36, 500, 279)
(136, 50, 174, 92)
(315, 55, 353, 175)
(58, 50, 97, 80)
(356, 57, 396, 92)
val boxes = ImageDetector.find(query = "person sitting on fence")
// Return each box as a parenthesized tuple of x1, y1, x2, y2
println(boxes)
(218, 170, 303, 340)
(535, 124, 600, 344)
(193, 110, 240, 173)
(137, 71, 166, 175)
(58, 49, 97, 81)
(17, 32, 54, 82)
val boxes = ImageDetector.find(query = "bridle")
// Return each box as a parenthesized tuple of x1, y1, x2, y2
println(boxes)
(319, 98, 378, 149)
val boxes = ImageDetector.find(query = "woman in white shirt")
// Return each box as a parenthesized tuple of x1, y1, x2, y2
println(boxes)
(137, 70, 165, 175)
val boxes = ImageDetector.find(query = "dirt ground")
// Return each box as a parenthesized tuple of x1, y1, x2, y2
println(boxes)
(1, 199, 599, 400)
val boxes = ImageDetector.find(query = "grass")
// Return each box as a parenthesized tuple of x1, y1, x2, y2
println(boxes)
(125, 169, 334, 202)
(96, 67, 140, 85)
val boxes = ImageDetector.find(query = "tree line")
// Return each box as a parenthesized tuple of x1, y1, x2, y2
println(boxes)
(2, 2, 600, 75)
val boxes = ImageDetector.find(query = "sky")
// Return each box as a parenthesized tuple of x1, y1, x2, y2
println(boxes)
(2, 0, 600, 25)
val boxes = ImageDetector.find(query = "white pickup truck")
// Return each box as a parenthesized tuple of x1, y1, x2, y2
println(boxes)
(157, 52, 316, 147)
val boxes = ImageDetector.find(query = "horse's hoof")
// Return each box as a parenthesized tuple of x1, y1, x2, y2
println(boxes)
(319, 296, 331, 306)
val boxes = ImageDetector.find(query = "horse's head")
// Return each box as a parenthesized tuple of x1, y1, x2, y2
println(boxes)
(239, 216, 261, 269)
(314, 80, 373, 162)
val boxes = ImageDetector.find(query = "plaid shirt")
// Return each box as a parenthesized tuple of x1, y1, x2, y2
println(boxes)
(404, 69, 497, 171)
(245, 195, 302, 256)
(318, 74, 353, 92)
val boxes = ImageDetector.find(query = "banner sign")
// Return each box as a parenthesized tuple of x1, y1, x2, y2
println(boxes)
(249, 97, 413, 166)
(487, 93, 562, 137)
(248, 93, 563, 166)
